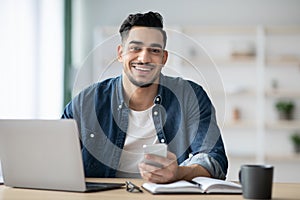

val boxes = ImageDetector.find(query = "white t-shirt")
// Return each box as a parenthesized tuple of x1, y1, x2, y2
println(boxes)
(116, 105, 157, 177)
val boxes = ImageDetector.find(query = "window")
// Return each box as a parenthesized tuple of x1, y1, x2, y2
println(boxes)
(0, 0, 64, 119)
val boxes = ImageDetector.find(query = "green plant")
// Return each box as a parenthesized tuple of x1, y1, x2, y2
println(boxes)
(275, 100, 294, 112)
(291, 133, 300, 146)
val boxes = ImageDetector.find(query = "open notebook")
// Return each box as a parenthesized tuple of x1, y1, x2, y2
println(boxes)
(142, 177, 242, 194)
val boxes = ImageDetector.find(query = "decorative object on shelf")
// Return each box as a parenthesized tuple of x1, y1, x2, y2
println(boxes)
(290, 132, 300, 154)
(271, 79, 278, 91)
(230, 40, 256, 60)
(275, 100, 295, 120)
(188, 47, 197, 58)
(232, 107, 241, 122)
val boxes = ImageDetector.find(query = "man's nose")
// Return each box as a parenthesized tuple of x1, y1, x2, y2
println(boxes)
(137, 49, 151, 63)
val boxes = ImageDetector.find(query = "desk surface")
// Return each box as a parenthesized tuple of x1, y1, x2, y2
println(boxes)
(0, 178, 300, 200)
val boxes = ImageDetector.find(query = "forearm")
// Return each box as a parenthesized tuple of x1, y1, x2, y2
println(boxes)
(180, 152, 227, 180)
(176, 164, 211, 181)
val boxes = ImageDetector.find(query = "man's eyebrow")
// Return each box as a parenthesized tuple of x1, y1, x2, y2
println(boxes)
(128, 40, 163, 49)
(128, 41, 144, 45)
(150, 43, 163, 49)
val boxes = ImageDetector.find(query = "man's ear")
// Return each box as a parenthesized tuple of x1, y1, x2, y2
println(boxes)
(162, 50, 168, 65)
(117, 45, 123, 62)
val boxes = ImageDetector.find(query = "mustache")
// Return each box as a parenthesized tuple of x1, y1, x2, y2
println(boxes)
(131, 62, 163, 68)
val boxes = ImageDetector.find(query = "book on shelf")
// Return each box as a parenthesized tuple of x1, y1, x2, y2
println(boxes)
(142, 177, 242, 194)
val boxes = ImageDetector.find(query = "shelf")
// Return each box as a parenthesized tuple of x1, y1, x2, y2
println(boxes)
(223, 120, 256, 129)
(226, 90, 256, 97)
(215, 57, 256, 66)
(228, 153, 300, 162)
(265, 89, 300, 98)
(266, 56, 300, 67)
(183, 56, 256, 67)
(266, 26, 300, 35)
(265, 154, 300, 162)
(225, 120, 300, 130)
(266, 120, 300, 130)
(211, 90, 256, 98)
(183, 26, 257, 35)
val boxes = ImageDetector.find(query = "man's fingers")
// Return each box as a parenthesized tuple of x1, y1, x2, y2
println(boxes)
(139, 160, 172, 177)
(139, 151, 179, 183)
(144, 151, 177, 167)
(139, 161, 160, 173)
(139, 163, 170, 183)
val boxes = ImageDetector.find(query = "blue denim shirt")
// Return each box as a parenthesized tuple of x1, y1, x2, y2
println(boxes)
(62, 74, 228, 179)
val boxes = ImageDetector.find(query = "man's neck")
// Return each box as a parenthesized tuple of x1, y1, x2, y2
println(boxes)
(129, 86, 158, 111)
(123, 80, 158, 111)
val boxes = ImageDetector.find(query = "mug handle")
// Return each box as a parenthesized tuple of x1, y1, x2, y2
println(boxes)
(239, 170, 242, 185)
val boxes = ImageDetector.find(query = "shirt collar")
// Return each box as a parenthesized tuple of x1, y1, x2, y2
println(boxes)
(116, 74, 166, 107)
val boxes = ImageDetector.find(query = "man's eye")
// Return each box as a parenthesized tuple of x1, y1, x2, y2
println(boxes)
(130, 46, 141, 52)
(150, 48, 162, 54)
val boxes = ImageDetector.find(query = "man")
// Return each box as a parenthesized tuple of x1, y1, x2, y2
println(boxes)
(62, 11, 228, 183)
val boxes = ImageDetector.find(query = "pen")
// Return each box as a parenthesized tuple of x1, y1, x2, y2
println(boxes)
(188, 180, 203, 189)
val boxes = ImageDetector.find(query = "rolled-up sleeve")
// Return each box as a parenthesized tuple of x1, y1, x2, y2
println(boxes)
(180, 153, 226, 180)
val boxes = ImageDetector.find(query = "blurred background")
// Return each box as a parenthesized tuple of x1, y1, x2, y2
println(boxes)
(1, 0, 300, 182)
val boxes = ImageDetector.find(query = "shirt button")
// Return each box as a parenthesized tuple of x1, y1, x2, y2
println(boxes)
(153, 111, 158, 115)
(160, 138, 165, 143)
(90, 133, 95, 138)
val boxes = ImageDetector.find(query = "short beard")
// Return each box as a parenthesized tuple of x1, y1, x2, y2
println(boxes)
(124, 62, 162, 88)
(127, 75, 155, 88)
(140, 83, 153, 88)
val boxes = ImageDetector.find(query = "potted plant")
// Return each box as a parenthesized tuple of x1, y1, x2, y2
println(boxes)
(275, 100, 295, 120)
(290, 132, 300, 154)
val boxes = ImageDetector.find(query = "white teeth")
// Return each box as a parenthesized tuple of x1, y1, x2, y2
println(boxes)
(135, 66, 151, 71)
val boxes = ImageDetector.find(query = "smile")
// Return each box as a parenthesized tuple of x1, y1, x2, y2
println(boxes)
(131, 62, 154, 72)
(134, 66, 152, 72)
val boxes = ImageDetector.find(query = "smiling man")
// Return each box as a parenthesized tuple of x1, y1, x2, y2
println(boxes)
(62, 11, 228, 183)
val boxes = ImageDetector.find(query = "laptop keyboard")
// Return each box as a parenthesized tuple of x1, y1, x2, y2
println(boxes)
(85, 182, 125, 192)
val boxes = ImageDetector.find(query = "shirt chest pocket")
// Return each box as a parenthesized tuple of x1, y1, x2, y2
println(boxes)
(80, 127, 120, 167)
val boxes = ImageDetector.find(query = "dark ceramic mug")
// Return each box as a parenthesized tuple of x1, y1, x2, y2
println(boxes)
(239, 165, 274, 199)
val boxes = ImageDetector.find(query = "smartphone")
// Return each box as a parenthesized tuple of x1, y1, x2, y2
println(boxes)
(143, 143, 167, 168)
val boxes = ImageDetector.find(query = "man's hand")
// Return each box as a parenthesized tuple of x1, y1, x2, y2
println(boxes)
(138, 151, 178, 183)
(139, 151, 212, 183)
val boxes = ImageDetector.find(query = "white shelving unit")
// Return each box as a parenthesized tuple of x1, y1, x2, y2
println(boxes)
(179, 25, 300, 163)
(263, 26, 300, 163)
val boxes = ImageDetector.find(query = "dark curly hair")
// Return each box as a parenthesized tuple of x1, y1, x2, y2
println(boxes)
(119, 11, 167, 48)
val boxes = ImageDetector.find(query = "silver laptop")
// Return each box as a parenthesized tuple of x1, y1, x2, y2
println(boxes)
(0, 119, 124, 192)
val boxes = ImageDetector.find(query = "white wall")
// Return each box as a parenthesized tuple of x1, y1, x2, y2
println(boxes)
(72, 0, 300, 65)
